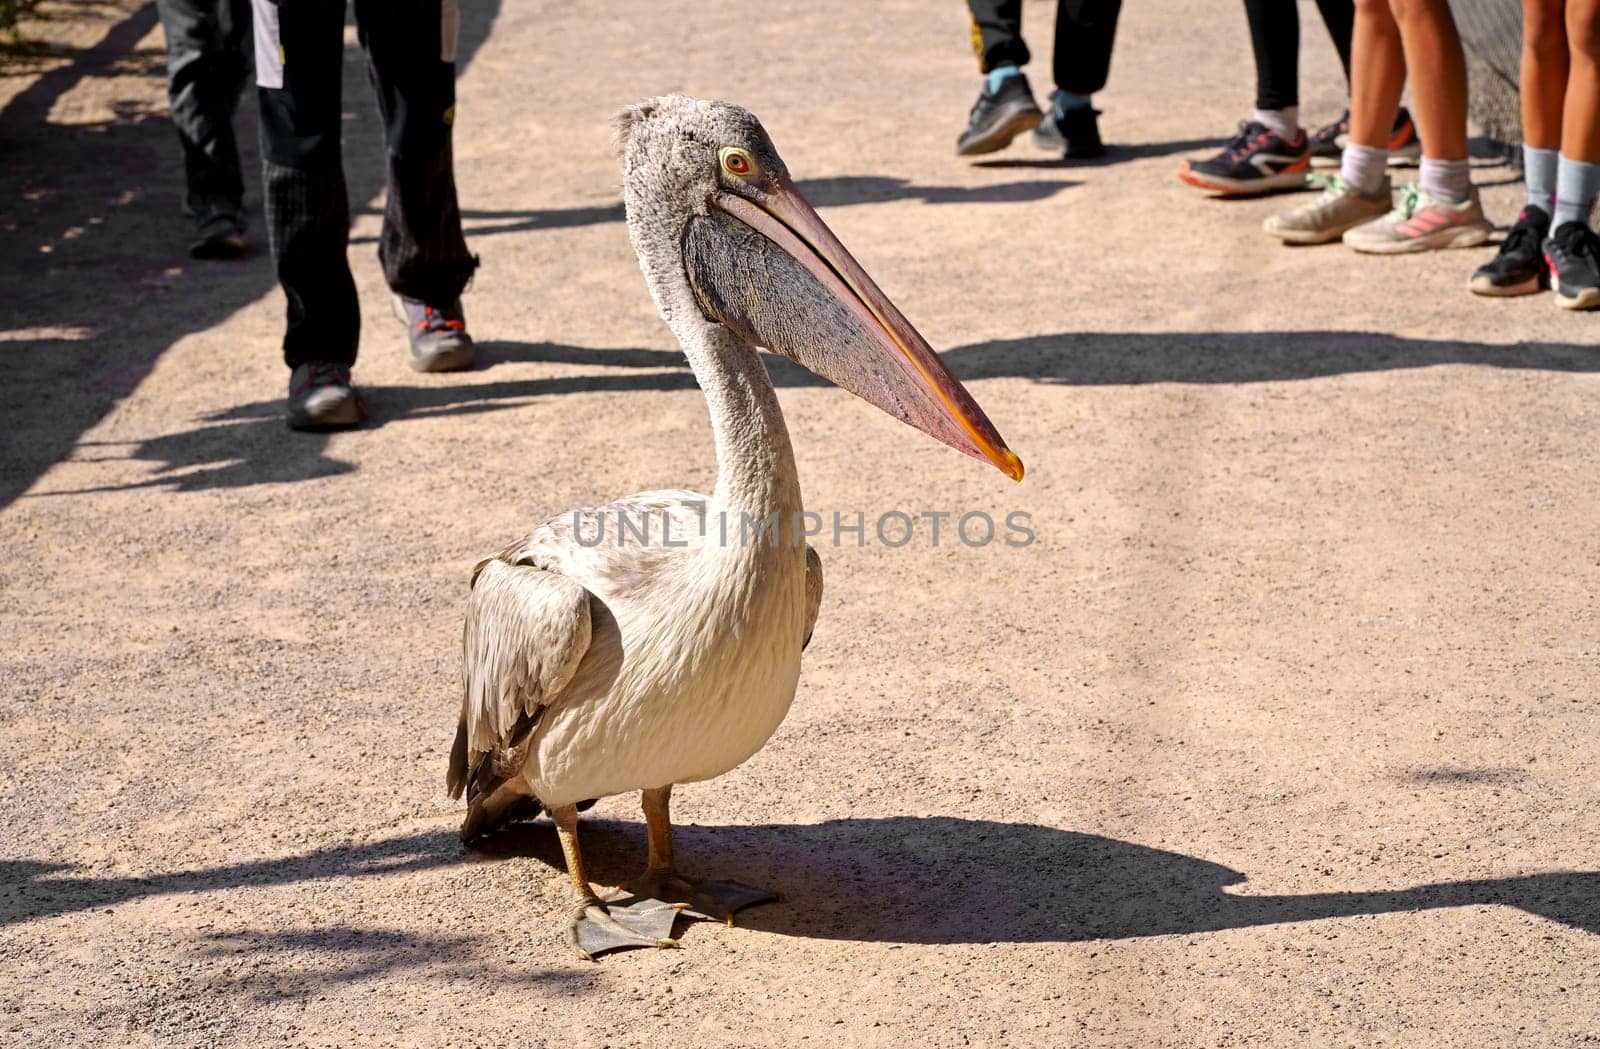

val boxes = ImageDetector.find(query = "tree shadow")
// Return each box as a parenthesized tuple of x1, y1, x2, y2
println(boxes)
(26, 329, 1597, 496)
(347, 175, 1080, 245)
(0, 0, 504, 511)
(4, 818, 1595, 949)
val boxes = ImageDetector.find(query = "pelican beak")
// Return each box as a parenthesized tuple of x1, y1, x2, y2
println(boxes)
(697, 177, 1023, 482)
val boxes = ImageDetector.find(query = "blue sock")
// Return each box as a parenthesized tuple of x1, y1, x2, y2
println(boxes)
(1553, 154, 1600, 229)
(1050, 90, 1093, 117)
(985, 64, 1021, 94)
(1524, 145, 1558, 213)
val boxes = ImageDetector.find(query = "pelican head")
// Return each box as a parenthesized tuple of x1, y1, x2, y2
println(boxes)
(615, 95, 1023, 482)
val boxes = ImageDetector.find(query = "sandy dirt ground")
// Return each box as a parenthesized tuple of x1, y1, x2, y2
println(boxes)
(3, 0, 1599, 1045)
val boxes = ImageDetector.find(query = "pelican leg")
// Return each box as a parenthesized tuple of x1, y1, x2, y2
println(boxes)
(553, 804, 679, 959)
(613, 785, 777, 925)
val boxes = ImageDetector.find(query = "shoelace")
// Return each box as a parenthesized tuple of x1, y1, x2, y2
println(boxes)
(1389, 182, 1422, 219)
(1501, 212, 1544, 256)
(1224, 121, 1274, 161)
(292, 362, 349, 395)
(414, 304, 466, 335)
(1306, 171, 1351, 196)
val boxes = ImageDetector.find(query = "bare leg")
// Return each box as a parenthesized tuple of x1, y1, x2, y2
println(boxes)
(615, 785, 776, 923)
(1348, 0, 1406, 147)
(1386, 0, 1468, 159)
(1563, 0, 1600, 162)
(1524, 0, 1571, 151)
(553, 803, 678, 959)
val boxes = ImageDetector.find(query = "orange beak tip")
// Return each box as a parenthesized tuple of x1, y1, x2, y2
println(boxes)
(997, 448, 1024, 482)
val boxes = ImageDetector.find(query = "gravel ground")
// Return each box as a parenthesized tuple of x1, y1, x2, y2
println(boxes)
(2, 0, 1597, 1046)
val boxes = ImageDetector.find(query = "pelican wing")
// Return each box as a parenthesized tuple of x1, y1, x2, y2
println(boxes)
(803, 544, 823, 650)
(447, 555, 594, 805)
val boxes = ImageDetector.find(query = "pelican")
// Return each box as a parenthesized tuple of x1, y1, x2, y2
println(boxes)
(447, 95, 1022, 958)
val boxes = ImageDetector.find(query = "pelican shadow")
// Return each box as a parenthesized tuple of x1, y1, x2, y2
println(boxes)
(3, 818, 1595, 946)
(558, 816, 1600, 946)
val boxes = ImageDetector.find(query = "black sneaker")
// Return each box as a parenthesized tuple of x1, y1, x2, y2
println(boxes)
(395, 295, 475, 372)
(1544, 220, 1600, 310)
(1033, 99, 1105, 160)
(1308, 107, 1422, 170)
(1178, 120, 1310, 195)
(1468, 205, 1550, 297)
(955, 73, 1043, 156)
(287, 362, 365, 431)
(189, 212, 248, 260)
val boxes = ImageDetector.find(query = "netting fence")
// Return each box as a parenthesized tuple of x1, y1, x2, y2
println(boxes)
(1451, 0, 1522, 156)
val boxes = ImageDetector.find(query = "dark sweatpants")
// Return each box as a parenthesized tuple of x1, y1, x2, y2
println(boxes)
(252, 0, 477, 369)
(966, 0, 1122, 96)
(156, 0, 251, 226)
(1245, 0, 1356, 111)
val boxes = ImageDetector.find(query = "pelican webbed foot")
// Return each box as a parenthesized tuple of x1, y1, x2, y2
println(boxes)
(613, 869, 777, 925)
(568, 894, 681, 960)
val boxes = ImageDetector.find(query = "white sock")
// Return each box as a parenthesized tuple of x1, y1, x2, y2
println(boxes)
(1523, 145, 1559, 213)
(1553, 154, 1600, 228)
(1252, 107, 1298, 141)
(1418, 157, 1471, 204)
(1339, 144, 1389, 196)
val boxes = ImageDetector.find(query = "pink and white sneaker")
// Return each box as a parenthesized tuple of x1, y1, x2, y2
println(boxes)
(1342, 183, 1492, 254)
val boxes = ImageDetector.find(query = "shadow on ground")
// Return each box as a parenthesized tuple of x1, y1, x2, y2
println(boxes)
(29, 328, 1597, 496)
(3, 818, 1595, 948)
(0, 0, 503, 511)
(347, 174, 1079, 244)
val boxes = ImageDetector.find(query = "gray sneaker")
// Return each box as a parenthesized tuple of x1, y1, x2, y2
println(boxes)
(287, 362, 365, 431)
(956, 73, 1043, 156)
(394, 295, 475, 372)
(1263, 173, 1392, 244)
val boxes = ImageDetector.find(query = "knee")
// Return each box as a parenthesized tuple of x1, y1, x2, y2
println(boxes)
(1524, 0, 1570, 55)
(1354, 0, 1389, 18)
(1567, 0, 1600, 56)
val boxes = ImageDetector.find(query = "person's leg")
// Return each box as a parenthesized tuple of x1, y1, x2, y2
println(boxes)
(957, 0, 1042, 155)
(1546, 0, 1600, 308)
(1244, 0, 1302, 137)
(1386, 0, 1470, 200)
(1556, 0, 1600, 218)
(1521, 0, 1567, 212)
(156, 0, 250, 252)
(1345, 0, 1405, 162)
(253, 0, 360, 372)
(353, 0, 477, 312)
(1312, 0, 1356, 84)
(1051, 0, 1121, 98)
(1036, 0, 1120, 158)
(1263, 0, 1397, 244)
(968, 0, 1030, 81)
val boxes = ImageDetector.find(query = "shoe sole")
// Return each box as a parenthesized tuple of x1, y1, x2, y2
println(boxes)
(190, 234, 248, 260)
(957, 107, 1043, 156)
(410, 341, 476, 373)
(287, 397, 365, 431)
(1555, 285, 1600, 310)
(1346, 223, 1492, 254)
(1265, 219, 1371, 245)
(1467, 273, 1544, 297)
(1177, 162, 1310, 196)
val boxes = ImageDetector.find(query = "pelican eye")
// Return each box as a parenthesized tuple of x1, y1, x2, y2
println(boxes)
(719, 147, 754, 177)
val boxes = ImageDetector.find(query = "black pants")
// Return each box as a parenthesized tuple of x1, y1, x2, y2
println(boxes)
(253, 0, 477, 369)
(1245, 0, 1355, 111)
(156, 0, 251, 225)
(967, 0, 1122, 96)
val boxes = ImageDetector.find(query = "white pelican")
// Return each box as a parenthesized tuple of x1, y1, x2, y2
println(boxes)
(447, 95, 1022, 958)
